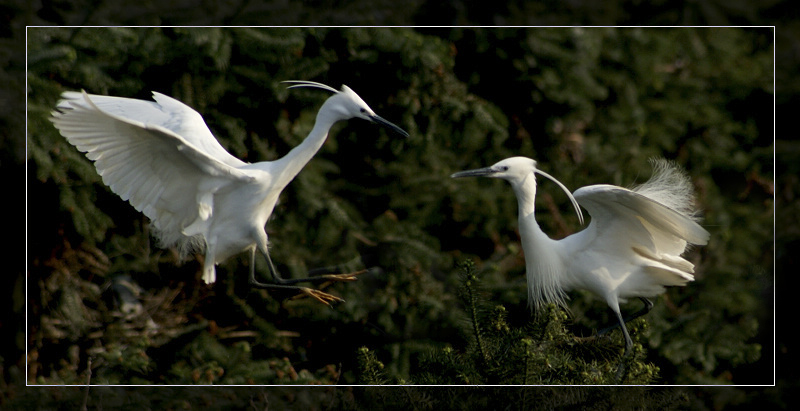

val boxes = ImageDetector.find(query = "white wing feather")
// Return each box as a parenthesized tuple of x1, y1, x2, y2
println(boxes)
(575, 185, 709, 249)
(50, 90, 256, 250)
(573, 161, 709, 284)
(57, 91, 247, 169)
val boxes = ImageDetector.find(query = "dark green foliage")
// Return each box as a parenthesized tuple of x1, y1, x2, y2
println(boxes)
(402, 260, 658, 385)
(357, 346, 388, 385)
(24, 25, 771, 394)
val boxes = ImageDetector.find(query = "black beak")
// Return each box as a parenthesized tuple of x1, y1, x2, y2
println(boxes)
(450, 167, 497, 179)
(370, 114, 409, 137)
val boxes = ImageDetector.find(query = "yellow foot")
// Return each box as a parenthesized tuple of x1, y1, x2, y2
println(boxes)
(317, 269, 368, 283)
(292, 287, 345, 307)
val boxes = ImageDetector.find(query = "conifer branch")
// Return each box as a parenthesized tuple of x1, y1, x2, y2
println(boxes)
(458, 260, 490, 370)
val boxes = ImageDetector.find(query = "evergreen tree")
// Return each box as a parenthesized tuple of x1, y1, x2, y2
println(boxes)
(25, 26, 771, 391)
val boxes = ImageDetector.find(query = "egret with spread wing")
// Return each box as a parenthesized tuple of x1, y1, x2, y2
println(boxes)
(51, 81, 408, 305)
(451, 157, 709, 355)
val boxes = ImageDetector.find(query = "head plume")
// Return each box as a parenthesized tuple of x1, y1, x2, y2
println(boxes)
(282, 80, 341, 94)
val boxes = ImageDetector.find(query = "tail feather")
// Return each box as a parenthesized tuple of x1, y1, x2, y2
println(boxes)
(632, 159, 710, 247)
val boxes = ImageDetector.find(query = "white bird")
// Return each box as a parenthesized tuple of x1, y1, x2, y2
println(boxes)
(451, 157, 709, 355)
(50, 81, 408, 305)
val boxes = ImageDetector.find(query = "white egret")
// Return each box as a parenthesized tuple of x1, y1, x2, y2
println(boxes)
(451, 157, 709, 355)
(50, 81, 409, 305)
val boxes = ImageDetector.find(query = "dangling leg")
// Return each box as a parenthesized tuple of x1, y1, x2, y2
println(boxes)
(258, 246, 364, 286)
(597, 297, 653, 336)
(249, 230, 364, 288)
(248, 247, 345, 306)
(202, 241, 218, 284)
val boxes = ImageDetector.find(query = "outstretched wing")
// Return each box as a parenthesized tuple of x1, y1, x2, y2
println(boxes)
(573, 184, 709, 283)
(57, 91, 247, 169)
(51, 90, 256, 248)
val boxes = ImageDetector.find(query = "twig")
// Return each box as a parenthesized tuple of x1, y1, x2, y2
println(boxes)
(81, 357, 92, 411)
(462, 262, 490, 369)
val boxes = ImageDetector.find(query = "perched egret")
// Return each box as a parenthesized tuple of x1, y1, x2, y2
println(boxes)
(451, 157, 709, 355)
(51, 81, 409, 305)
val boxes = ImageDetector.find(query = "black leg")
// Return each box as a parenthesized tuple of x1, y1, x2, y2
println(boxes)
(257, 248, 364, 286)
(591, 299, 652, 383)
(247, 248, 346, 306)
(613, 309, 635, 383)
(614, 309, 634, 355)
(598, 298, 653, 336)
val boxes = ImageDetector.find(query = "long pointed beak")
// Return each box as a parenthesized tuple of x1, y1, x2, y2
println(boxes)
(369, 114, 409, 137)
(450, 167, 496, 178)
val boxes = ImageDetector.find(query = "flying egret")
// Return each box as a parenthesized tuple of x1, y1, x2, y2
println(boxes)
(451, 157, 709, 355)
(50, 80, 409, 306)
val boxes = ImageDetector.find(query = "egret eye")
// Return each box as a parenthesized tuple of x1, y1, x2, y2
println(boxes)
(451, 155, 709, 361)
(51, 80, 408, 305)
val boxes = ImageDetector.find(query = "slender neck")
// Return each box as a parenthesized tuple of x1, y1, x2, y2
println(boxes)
(511, 172, 538, 217)
(272, 100, 339, 187)
(512, 172, 568, 311)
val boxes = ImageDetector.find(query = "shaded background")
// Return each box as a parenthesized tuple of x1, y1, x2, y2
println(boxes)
(4, 0, 791, 409)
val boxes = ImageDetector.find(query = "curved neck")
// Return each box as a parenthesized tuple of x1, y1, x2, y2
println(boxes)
(513, 173, 568, 310)
(272, 100, 339, 187)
